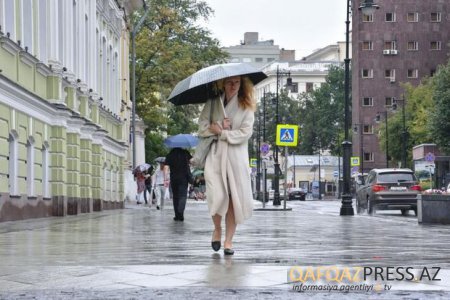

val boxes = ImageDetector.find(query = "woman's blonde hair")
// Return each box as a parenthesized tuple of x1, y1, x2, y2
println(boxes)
(215, 76, 256, 111)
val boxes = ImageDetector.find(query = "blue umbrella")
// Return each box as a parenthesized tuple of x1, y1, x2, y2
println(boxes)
(164, 134, 199, 148)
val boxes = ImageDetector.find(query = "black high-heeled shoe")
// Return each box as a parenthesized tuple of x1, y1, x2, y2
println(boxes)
(224, 248, 234, 255)
(211, 241, 221, 251)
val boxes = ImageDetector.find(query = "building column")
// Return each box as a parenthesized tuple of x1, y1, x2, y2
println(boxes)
(80, 138, 92, 213)
(50, 126, 67, 216)
(66, 132, 80, 215)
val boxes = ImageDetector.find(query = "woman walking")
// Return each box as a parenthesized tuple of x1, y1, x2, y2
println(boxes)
(197, 75, 255, 255)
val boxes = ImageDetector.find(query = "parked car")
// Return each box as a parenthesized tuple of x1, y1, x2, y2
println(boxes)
(355, 168, 421, 216)
(287, 187, 307, 201)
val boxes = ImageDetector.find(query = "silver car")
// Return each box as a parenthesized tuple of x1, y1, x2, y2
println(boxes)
(355, 168, 421, 216)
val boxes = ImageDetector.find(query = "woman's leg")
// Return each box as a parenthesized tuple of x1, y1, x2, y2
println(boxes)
(224, 198, 236, 249)
(212, 214, 222, 242)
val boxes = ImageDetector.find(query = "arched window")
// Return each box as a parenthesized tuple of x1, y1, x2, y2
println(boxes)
(8, 131, 19, 196)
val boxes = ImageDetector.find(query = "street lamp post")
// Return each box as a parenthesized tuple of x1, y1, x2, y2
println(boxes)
(273, 65, 292, 206)
(375, 111, 389, 168)
(340, 0, 379, 216)
(392, 98, 407, 168)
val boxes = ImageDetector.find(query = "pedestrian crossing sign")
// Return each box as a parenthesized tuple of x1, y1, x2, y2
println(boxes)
(276, 124, 298, 146)
(250, 158, 257, 167)
(351, 156, 360, 166)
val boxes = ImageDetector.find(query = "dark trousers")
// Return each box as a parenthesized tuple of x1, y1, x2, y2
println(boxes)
(143, 184, 152, 204)
(171, 180, 188, 218)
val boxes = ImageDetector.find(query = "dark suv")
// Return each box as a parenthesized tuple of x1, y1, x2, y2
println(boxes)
(355, 168, 421, 216)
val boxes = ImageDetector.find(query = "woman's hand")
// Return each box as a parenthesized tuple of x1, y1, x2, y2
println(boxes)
(223, 118, 231, 130)
(209, 122, 222, 135)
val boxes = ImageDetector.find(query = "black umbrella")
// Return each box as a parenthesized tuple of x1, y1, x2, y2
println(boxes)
(167, 63, 267, 106)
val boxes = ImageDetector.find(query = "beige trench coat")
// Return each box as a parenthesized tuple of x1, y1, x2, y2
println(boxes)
(198, 94, 254, 224)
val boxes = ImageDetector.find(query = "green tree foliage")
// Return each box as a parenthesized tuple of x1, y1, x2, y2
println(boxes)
(429, 61, 450, 153)
(133, 0, 228, 160)
(379, 80, 435, 167)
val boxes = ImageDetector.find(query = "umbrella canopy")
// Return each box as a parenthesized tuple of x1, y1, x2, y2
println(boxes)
(164, 134, 199, 148)
(137, 163, 152, 172)
(155, 157, 165, 163)
(168, 63, 267, 106)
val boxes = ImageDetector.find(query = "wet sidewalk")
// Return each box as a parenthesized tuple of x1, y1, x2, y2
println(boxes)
(1, 198, 450, 299)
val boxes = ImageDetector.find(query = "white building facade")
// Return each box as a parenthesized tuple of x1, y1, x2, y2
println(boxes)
(0, 0, 144, 221)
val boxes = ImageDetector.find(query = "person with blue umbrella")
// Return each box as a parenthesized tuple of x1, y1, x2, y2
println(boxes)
(164, 135, 196, 221)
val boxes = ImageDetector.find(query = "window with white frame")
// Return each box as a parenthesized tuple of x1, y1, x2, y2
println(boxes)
(362, 41, 373, 51)
(407, 12, 419, 22)
(362, 97, 373, 106)
(407, 41, 418, 51)
(385, 97, 393, 106)
(384, 41, 397, 50)
(407, 69, 418, 78)
(431, 12, 441, 22)
(385, 69, 395, 79)
(385, 12, 396, 22)
(430, 41, 441, 50)
(364, 152, 374, 162)
(363, 13, 373, 22)
(361, 69, 373, 78)
(363, 125, 373, 134)
(306, 82, 314, 93)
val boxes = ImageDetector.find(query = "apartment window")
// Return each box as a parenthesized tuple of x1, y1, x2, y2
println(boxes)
(306, 82, 314, 93)
(385, 69, 395, 79)
(362, 41, 373, 50)
(385, 13, 396, 22)
(431, 12, 441, 22)
(385, 97, 393, 106)
(362, 97, 373, 107)
(407, 69, 418, 78)
(361, 69, 373, 78)
(364, 152, 374, 162)
(363, 13, 373, 22)
(255, 57, 263, 62)
(384, 41, 397, 50)
(407, 41, 418, 51)
(407, 12, 419, 22)
(430, 41, 441, 50)
(267, 58, 275, 62)
(363, 125, 373, 134)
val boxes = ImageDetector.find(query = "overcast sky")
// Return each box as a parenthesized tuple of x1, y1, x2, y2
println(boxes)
(199, 0, 348, 60)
